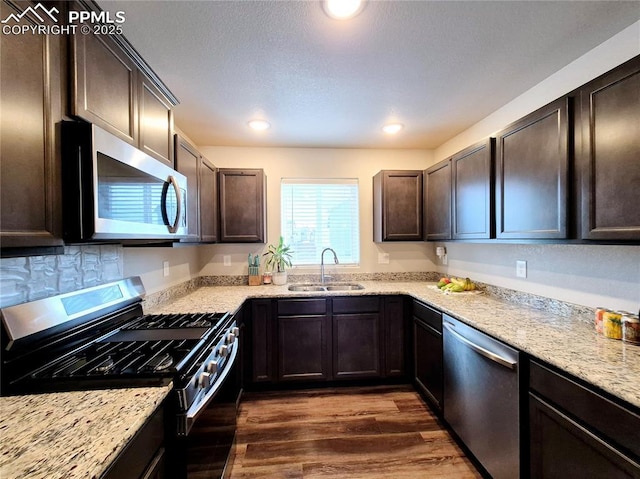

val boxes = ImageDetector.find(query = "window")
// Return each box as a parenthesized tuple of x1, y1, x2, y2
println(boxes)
(281, 178, 360, 266)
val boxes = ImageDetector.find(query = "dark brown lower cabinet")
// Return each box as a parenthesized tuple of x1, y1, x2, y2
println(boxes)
(250, 299, 274, 383)
(278, 315, 331, 382)
(333, 313, 380, 379)
(102, 405, 165, 479)
(412, 301, 443, 412)
(383, 296, 406, 377)
(529, 360, 640, 478)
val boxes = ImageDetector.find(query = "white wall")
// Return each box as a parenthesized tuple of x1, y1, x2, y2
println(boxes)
(196, 147, 435, 277)
(123, 245, 200, 294)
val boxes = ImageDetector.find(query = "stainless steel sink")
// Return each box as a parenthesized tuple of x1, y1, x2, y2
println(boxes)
(287, 284, 326, 292)
(325, 283, 365, 291)
(287, 283, 364, 292)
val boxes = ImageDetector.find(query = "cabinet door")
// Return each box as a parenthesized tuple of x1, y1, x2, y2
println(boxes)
(373, 170, 423, 241)
(413, 317, 443, 411)
(383, 296, 405, 377)
(199, 156, 218, 243)
(219, 169, 266, 243)
(579, 56, 640, 240)
(139, 76, 174, 167)
(333, 313, 380, 379)
(71, 28, 138, 144)
(452, 138, 495, 239)
(424, 160, 452, 240)
(496, 97, 570, 239)
(250, 299, 274, 383)
(1, 0, 64, 249)
(530, 394, 640, 478)
(174, 135, 200, 242)
(278, 315, 330, 382)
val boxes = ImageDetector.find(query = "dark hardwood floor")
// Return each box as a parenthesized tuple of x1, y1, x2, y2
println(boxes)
(228, 385, 482, 478)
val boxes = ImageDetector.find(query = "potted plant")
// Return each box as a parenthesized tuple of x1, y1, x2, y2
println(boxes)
(262, 236, 293, 285)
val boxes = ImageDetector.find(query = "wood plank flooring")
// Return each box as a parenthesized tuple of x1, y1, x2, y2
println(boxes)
(228, 385, 482, 478)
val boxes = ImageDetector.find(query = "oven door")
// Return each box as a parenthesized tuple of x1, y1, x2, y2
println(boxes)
(172, 334, 241, 479)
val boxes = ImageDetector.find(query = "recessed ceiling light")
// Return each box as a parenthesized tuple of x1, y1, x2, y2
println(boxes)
(248, 119, 271, 131)
(322, 0, 365, 20)
(382, 123, 404, 135)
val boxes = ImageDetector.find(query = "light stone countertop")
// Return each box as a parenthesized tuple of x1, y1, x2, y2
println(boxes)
(0, 385, 171, 479)
(148, 281, 640, 409)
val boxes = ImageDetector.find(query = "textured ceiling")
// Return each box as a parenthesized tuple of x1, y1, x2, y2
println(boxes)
(99, 1, 639, 149)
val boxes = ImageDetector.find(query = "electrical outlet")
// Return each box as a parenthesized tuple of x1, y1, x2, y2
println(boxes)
(378, 253, 390, 264)
(223, 255, 231, 266)
(163, 261, 169, 277)
(516, 260, 527, 278)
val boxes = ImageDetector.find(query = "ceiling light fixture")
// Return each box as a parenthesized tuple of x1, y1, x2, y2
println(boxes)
(382, 123, 404, 135)
(322, 0, 365, 20)
(247, 119, 271, 131)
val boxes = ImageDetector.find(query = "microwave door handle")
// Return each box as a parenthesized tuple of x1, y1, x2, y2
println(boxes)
(163, 175, 182, 233)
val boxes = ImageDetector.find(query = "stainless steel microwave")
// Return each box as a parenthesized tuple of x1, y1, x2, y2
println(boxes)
(62, 122, 188, 241)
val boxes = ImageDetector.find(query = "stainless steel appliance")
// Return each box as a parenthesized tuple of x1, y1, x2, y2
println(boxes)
(443, 314, 520, 479)
(0, 277, 240, 479)
(62, 122, 188, 241)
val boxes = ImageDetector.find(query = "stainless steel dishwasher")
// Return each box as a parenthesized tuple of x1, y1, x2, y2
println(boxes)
(443, 314, 520, 479)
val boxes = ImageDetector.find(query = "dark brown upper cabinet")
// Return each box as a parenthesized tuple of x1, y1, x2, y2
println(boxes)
(199, 156, 218, 243)
(578, 55, 640, 241)
(174, 135, 201, 242)
(495, 97, 570, 239)
(70, 2, 177, 167)
(452, 138, 495, 239)
(1, 0, 65, 251)
(139, 76, 174, 167)
(424, 160, 452, 241)
(71, 30, 138, 144)
(373, 170, 424, 242)
(174, 134, 218, 243)
(218, 169, 266, 243)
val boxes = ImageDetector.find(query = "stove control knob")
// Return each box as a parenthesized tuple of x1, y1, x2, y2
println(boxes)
(232, 327, 240, 337)
(207, 360, 218, 374)
(220, 345, 229, 357)
(227, 333, 236, 344)
(198, 371, 211, 389)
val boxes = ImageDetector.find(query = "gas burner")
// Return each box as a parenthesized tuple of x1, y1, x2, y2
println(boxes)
(146, 353, 174, 372)
(183, 318, 212, 328)
(93, 357, 115, 374)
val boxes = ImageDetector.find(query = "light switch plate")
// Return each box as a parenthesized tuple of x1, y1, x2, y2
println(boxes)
(516, 260, 527, 278)
(223, 255, 231, 266)
(163, 261, 170, 277)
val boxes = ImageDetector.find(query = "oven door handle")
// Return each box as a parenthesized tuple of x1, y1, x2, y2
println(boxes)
(180, 341, 238, 436)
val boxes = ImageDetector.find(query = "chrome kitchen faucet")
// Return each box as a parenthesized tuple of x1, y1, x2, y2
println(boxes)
(320, 248, 339, 284)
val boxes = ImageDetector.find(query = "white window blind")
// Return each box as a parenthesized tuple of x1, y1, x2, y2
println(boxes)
(281, 178, 360, 266)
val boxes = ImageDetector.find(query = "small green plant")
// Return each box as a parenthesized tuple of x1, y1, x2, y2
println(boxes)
(262, 236, 293, 272)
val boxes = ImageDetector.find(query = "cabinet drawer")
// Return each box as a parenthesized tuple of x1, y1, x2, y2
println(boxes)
(412, 301, 442, 332)
(278, 298, 327, 316)
(530, 360, 640, 459)
(332, 296, 380, 314)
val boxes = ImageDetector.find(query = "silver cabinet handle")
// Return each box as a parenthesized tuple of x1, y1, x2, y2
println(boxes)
(444, 322, 517, 370)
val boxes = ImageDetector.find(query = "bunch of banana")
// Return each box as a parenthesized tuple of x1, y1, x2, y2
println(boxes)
(436, 276, 476, 293)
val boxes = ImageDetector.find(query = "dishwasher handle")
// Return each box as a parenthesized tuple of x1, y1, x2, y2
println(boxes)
(443, 322, 517, 370)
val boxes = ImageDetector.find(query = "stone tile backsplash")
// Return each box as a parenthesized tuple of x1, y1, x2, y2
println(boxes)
(0, 245, 124, 308)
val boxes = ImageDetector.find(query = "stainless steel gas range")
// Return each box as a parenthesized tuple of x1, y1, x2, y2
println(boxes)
(0, 277, 241, 479)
